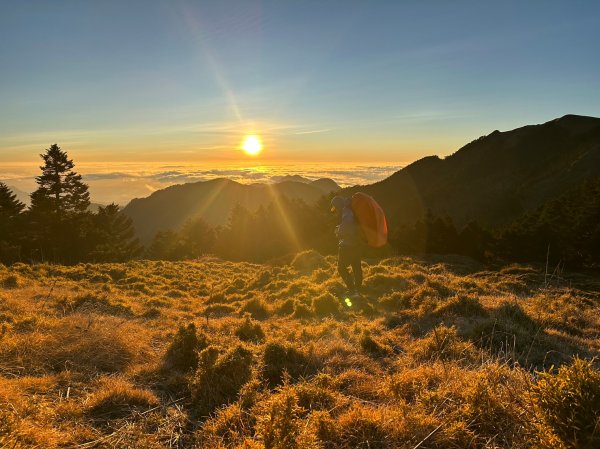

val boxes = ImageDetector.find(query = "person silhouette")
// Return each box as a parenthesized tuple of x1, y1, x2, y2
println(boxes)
(330, 196, 363, 297)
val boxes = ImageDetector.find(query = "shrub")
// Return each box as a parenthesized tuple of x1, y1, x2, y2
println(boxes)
(163, 323, 208, 372)
(256, 389, 306, 449)
(532, 358, 600, 448)
(201, 403, 254, 448)
(291, 250, 328, 272)
(240, 298, 270, 320)
(262, 341, 313, 387)
(311, 292, 341, 317)
(294, 382, 339, 413)
(1, 274, 21, 289)
(276, 298, 295, 316)
(86, 377, 159, 420)
(236, 314, 266, 342)
(190, 345, 253, 416)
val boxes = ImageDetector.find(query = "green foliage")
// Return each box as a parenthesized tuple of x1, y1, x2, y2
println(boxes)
(190, 344, 253, 416)
(533, 358, 600, 448)
(498, 178, 600, 267)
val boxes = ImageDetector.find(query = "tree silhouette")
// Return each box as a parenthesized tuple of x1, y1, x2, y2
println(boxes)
(30, 144, 90, 217)
(27, 144, 91, 262)
(0, 182, 26, 263)
(91, 203, 143, 262)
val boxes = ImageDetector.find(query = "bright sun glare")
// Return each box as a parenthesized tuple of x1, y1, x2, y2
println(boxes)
(242, 135, 263, 156)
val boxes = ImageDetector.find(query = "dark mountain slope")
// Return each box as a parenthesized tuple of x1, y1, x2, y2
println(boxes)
(122, 178, 340, 242)
(348, 114, 600, 228)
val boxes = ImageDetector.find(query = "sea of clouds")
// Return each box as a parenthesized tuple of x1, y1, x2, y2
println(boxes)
(2, 163, 403, 206)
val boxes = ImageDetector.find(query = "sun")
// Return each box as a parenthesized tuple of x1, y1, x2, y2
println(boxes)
(242, 135, 263, 156)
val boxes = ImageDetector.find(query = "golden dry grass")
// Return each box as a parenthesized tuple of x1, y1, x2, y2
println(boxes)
(0, 254, 599, 448)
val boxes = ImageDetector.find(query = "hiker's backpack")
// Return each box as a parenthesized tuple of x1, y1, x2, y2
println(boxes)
(351, 192, 388, 248)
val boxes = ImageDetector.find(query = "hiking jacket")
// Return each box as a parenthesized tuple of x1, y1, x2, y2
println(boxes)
(332, 197, 361, 247)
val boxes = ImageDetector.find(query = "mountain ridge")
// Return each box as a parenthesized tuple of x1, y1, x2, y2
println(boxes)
(346, 114, 600, 228)
(122, 177, 341, 242)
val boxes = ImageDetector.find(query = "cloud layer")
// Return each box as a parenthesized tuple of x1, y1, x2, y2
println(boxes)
(2, 163, 403, 206)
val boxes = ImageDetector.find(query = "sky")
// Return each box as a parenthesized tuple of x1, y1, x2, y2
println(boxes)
(1, 0, 600, 201)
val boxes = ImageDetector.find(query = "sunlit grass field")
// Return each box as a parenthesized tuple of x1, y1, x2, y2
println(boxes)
(1, 252, 599, 448)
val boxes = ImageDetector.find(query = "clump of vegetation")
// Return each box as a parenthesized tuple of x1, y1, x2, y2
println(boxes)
(292, 301, 314, 319)
(190, 345, 253, 416)
(86, 377, 159, 420)
(359, 331, 392, 357)
(262, 341, 313, 387)
(411, 325, 476, 363)
(0, 256, 598, 447)
(291, 250, 328, 272)
(532, 358, 600, 448)
(71, 293, 133, 317)
(256, 388, 306, 449)
(236, 314, 266, 342)
(1, 274, 21, 289)
(312, 292, 341, 317)
(240, 297, 270, 320)
(162, 323, 208, 371)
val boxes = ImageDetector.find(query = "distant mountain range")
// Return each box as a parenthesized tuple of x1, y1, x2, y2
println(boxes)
(122, 177, 341, 242)
(346, 114, 600, 228)
(122, 114, 600, 241)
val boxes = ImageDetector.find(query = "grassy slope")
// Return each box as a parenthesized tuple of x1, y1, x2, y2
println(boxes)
(0, 254, 599, 448)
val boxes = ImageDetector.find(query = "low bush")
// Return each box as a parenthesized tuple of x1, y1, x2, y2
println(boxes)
(240, 298, 270, 320)
(532, 358, 600, 448)
(262, 341, 313, 387)
(291, 250, 328, 273)
(311, 292, 341, 317)
(236, 314, 266, 342)
(190, 345, 253, 416)
(162, 323, 208, 372)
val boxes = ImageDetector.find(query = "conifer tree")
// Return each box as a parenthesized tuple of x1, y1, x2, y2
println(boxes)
(27, 144, 91, 262)
(91, 203, 143, 262)
(30, 144, 90, 217)
(0, 182, 25, 219)
(0, 182, 26, 263)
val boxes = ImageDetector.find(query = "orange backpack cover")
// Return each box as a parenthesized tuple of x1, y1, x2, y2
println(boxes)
(351, 192, 388, 248)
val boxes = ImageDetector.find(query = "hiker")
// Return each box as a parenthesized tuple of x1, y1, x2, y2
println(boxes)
(331, 196, 363, 297)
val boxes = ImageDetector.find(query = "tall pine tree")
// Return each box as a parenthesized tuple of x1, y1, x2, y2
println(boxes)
(27, 144, 91, 262)
(30, 144, 90, 217)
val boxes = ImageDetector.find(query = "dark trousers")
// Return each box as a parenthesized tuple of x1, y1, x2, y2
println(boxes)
(338, 245, 362, 291)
